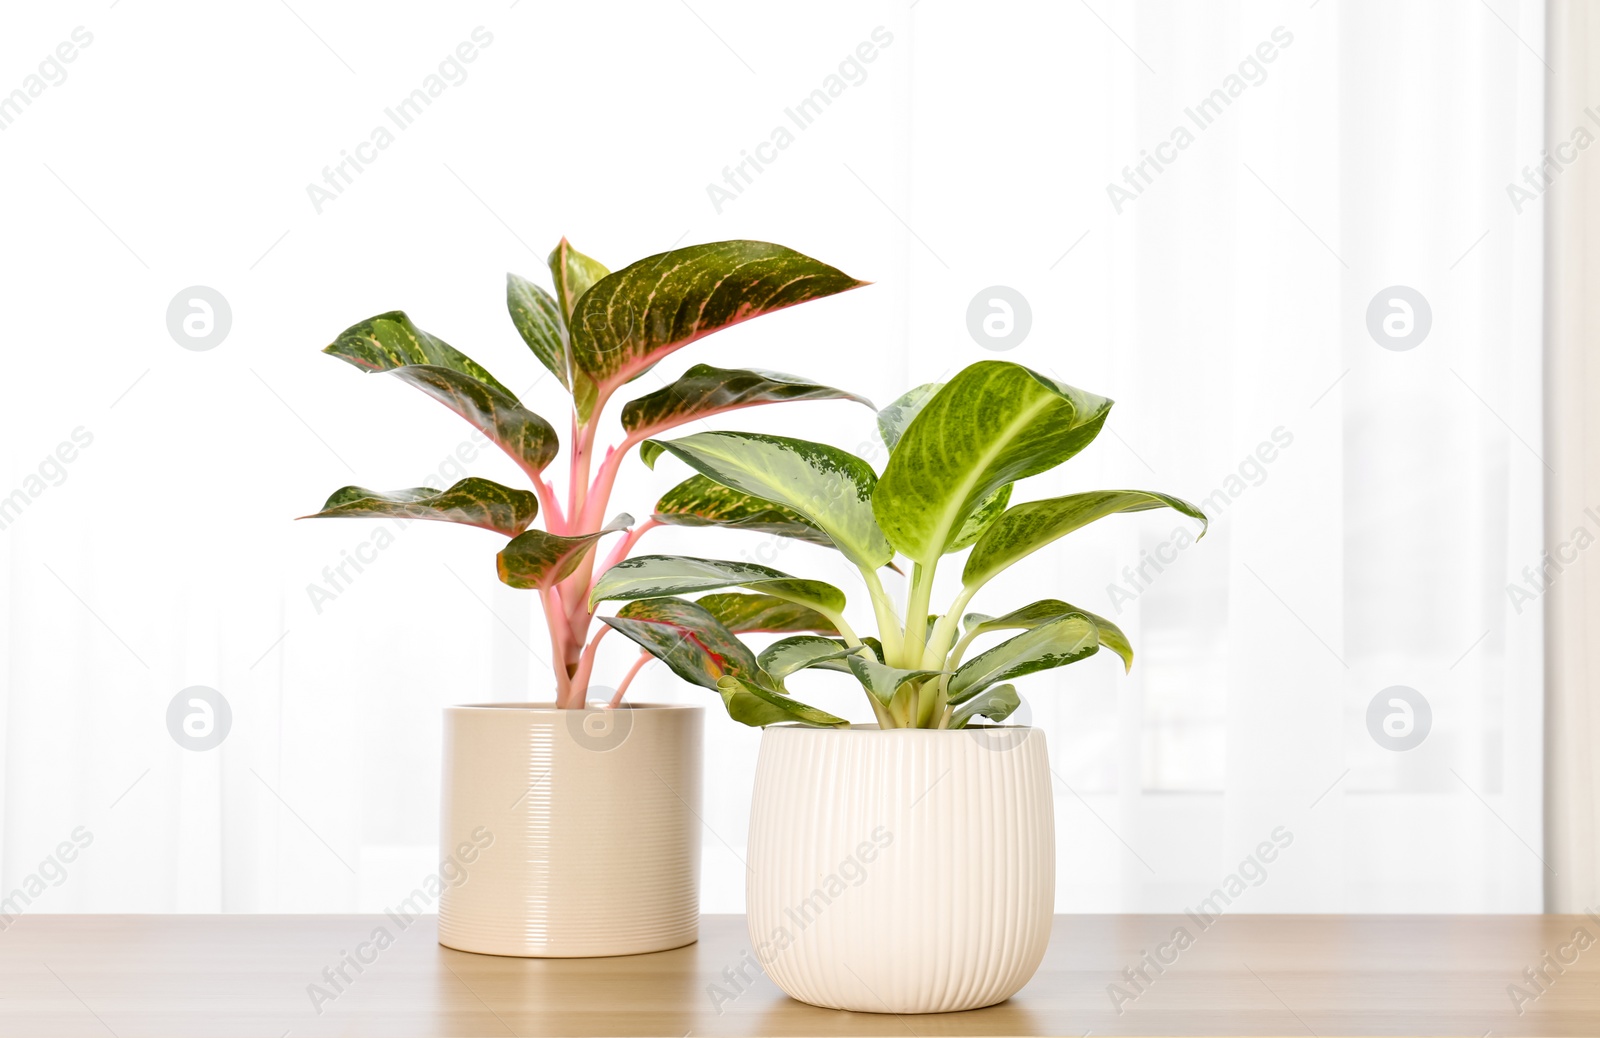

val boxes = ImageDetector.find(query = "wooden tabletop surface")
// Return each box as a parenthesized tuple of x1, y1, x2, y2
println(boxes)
(5, 913, 1600, 1037)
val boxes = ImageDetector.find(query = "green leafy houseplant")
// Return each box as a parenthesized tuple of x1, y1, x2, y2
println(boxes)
(302, 239, 869, 708)
(589, 360, 1209, 729)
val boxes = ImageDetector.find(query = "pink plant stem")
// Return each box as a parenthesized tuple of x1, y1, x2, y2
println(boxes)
(608, 652, 651, 707)
(538, 586, 575, 706)
(571, 623, 612, 695)
(534, 478, 565, 534)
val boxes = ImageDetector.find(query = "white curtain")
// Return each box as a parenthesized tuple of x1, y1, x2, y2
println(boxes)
(1, 0, 1543, 915)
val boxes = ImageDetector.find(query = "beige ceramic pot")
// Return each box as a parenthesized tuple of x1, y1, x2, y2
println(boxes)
(747, 724, 1055, 1013)
(438, 702, 702, 957)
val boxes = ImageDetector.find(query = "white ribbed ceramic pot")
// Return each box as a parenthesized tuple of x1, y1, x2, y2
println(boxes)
(438, 703, 702, 957)
(747, 724, 1054, 1013)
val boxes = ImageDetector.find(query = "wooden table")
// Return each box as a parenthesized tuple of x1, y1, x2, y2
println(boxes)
(5, 914, 1600, 1036)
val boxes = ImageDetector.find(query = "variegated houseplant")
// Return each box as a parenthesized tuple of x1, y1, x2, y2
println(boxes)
(302, 239, 868, 709)
(590, 359, 1209, 729)
(299, 239, 871, 959)
(590, 359, 1210, 1012)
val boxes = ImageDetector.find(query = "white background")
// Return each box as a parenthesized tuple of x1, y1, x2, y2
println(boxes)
(0, 0, 1547, 915)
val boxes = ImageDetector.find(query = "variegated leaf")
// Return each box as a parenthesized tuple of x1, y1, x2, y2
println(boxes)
(506, 273, 570, 389)
(599, 597, 760, 692)
(589, 554, 845, 614)
(302, 477, 537, 537)
(388, 364, 558, 481)
(653, 474, 834, 549)
(549, 238, 609, 320)
(845, 655, 944, 707)
(716, 673, 847, 728)
(874, 362, 1112, 565)
(963, 599, 1134, 672)
(641, 431, 892, 570)
(950, 683, 1020, 729)
(496, 513, 632, 590)
(757, 635, 857, 680)
(323, 310, 513, 397)
(947, 613, 1101, 705)
(622, 364, 871, 440)
(694, 593, 839, 635)
(568, 240, 865, 395)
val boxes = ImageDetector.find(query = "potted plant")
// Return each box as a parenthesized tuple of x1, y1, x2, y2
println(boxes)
(302, 239, 868, 957)
(589, 359, 1207, 1011)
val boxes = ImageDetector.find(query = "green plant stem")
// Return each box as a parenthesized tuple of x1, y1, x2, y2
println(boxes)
(922, 585, 977, 670)
(860, 567, 903, 664)
(901, 562, 936, 668)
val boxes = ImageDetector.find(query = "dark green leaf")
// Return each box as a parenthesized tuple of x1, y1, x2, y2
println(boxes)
(622, 364, 871, 440)
(506, 272, 570, 388)
(600, 597, 760, 691)
(389, 364, 558, 481)
(568, 240, 865, 395)
(323, 310, 513, 397)
(496, 513, 632, 589)
(302, 477, 537, 537)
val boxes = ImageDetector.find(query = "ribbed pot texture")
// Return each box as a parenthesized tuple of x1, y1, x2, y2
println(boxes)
(747, 724, 1054, 1013)
(438, 703, 702, 957)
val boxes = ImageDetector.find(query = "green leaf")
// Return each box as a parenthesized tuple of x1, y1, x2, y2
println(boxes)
(652, 475, 835, 550)
(622, 364, 871, 440)
(758, 635, 857, 680)
(964, 490, 1207, 590)
(878, 382, 1012, 552)
(388, 364, 558, 481)
(695, 593, 839, 635)
(716, 673, 847, 728)
(600, 597, 760, 691)
(873, 362, 1113, 565)
(568, 240, 865, 395)
(497, 513, 632, 590)
(845, 655, 944, 707)
(641, 431, 892, 570)
(948, 613, 1101, 705)
(324, 311, 513, 397)
(302, 478, 538, 537)
(589, 554, 845, 614)
(506, 272, 569, 386)
(549, 238, 610, 320)
(964, 600, 1134, 673)
(950, 684, 1020, 729)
